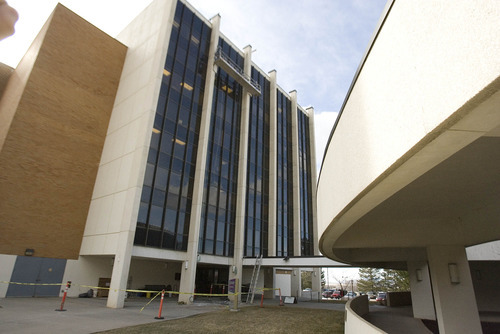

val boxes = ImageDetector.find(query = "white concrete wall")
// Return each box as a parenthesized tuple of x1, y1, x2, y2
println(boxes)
(79, 0, 177, 308)
(345, 296, 386, 334)
(467, 240, 500, 260)
(0, 254, 16, 298)
(318, 0, 500, 252)
(62, 256, 113, 297)
(80, 0, 175, 257)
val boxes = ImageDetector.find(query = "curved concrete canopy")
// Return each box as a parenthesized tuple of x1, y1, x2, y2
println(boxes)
(317, 0, 500, 268)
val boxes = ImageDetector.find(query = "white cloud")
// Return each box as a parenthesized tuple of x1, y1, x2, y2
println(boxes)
(188, 0, 386, 112)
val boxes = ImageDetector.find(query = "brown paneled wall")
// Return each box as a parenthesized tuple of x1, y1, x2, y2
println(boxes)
(0, 5, 127, 259)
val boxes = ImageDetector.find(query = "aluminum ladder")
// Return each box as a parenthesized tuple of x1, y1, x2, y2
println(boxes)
(246, 254, 263, 304)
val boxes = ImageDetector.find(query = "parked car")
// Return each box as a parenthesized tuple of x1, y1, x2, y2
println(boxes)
(322, 289, 334, 299)
(364, 291, 376, 300)
(376, 292, 387, 305)
(346, 292, 357, 298)
(331, 289, 347, 299)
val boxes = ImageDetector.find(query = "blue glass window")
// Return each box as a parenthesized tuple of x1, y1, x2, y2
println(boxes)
(134, 2, 211, 251)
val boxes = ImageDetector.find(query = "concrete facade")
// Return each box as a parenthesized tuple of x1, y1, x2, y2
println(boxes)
(318, 0, 500, 333)
(0, 0, 324, 307)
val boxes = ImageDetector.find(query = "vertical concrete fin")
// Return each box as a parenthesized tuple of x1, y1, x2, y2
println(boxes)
(268, 70, 278, 257)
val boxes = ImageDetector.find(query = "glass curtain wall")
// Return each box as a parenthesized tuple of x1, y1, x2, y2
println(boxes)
(198, 38, 243, 257)
(244, 68, 270, 257)
(297, 109, 314, 255)
(276, 91, 294, 257)
(135, 2, 211, 251)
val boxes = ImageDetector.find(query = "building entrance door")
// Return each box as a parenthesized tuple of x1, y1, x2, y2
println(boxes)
(275, 269, 292, 297)
(195, 266, 229, 294)
(6, 256, 67, 297)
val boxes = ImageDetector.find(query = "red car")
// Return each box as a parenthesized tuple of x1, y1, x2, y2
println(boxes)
(332, 290, 347, 299)
(322, 289, 334, 299)
(376, 292, 387, 305)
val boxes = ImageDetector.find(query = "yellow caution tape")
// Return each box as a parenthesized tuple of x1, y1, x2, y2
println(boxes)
(1, 280, 284, 312)
(0, 281, 280, 297)
(140, 291, 162, 312)
(0, 281, 63, 286)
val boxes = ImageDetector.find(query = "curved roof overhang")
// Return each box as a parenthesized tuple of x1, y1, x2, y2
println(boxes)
(320, 85, 500, 268)
(317, 0, 500, 268)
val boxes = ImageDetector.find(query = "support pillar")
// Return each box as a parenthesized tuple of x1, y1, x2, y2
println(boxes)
(229, 44, 252, 302)
(311, 268, 321, 295)
(267, 70, 278, 257)
(407, 261, 436, 320)
(178, 14, 220, 304)
(427, 245, 482, 334)
(105, 0, 178, 309)
(289, 90, 301, 256)
(291, 268, 300, 298)
(305, 107, 319, 255)
(107, 231, 134, 308)
(263, 267, 274, 299)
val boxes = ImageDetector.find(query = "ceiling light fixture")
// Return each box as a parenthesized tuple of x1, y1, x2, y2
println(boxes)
(180, 82, 193, 91)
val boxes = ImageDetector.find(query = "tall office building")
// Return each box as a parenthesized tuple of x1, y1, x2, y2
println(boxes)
(0, 0, 319, 307)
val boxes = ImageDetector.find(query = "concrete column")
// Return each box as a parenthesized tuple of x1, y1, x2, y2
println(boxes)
(107, 230, 134, 308)
(305, 107, 319, 255)
(106, 0, 177, 309)
(264, 267, 274, 298)
(289, 91, 301, 256)
(0, 255, 16, 298)
(178, 14, 220, 304)
(291, 268, 300, 298)
(427, 245, 482, 334)
(229, 44, 252, 301)
(267, 70, 277, 257)
(311, 267, 321, 296)
(407, 261, 436, 320)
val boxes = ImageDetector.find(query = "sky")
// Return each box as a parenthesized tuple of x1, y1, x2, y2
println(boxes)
(0, 0, 387, 284)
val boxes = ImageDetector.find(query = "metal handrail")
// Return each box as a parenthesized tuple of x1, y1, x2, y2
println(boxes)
(214, 47, 261, 92)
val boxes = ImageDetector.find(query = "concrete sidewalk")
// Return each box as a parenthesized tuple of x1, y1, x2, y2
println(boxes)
(7, 296, 444, 334)
(0, 296, 348, 333)
(0, 297, 227, 333)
